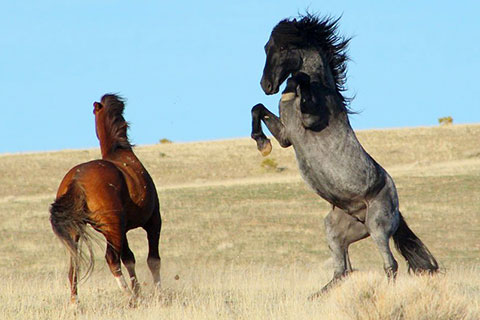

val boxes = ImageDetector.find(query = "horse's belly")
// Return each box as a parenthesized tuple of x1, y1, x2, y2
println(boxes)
(294, 151, 369, 209)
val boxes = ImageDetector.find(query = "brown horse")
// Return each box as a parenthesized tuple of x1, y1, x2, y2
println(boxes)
(50, 94, 161, 304)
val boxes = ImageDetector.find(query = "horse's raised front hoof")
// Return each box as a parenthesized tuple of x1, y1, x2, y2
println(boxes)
(256, 138, 272, 157)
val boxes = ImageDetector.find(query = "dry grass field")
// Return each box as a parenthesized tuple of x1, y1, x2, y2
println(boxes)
(0, 124, 479, 319)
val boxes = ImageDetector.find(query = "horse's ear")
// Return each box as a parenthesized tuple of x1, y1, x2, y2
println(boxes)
(93, 102, 103, 114)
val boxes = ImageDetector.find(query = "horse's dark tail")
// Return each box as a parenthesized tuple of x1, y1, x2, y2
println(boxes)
(393, 212, 439, 274)
(49, 182, 95, 280)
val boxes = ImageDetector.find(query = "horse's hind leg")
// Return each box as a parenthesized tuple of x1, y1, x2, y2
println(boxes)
(316, 207, 369, 296)
(68, 235, 80, 304)
(102, 226, 133, 297)
(365, 185, 400, 280)
(121, 236, 139, 295)
(143, 209, 162, 289)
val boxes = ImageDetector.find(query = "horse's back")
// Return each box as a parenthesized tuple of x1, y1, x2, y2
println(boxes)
(56, 159, 127, 211)
(56, 160, 118, 196)
(56, 154, 158, 230)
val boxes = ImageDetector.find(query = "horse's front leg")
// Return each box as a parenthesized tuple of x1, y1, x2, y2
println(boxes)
(287, 73, 329, 131)
(251, 103, 291, 156)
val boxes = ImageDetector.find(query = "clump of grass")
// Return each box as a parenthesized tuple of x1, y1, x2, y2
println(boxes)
(260, 158, 285, 172)
(159, 138, 173, 144)
(261, 158, 278, 171)
(438, 116, 453, 126)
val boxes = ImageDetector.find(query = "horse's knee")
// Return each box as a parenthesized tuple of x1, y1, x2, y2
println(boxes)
(251, 103, 265, 115)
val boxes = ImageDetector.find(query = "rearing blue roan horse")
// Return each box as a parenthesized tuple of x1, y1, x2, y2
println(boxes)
(251, 14, 438, 296)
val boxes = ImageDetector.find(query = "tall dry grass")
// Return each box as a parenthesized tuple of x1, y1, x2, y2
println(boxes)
(0, 264, 478, 319)
(0, 124, 479, 319)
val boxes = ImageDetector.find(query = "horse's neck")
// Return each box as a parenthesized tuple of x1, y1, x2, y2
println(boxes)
(99, 137, 115, 159)
(298, 57, 349, 121)
(99, 140, 130, 159)
(97, 128, 132, 159)
(99, 140, 137, 172)
(302, 77, 348, 123)
(103, 148, 137, 163)
(300, 51, 336, 91)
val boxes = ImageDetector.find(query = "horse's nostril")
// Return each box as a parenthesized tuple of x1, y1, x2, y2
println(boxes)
(264, 82, 273, 93)
(261, 77, 275, 94)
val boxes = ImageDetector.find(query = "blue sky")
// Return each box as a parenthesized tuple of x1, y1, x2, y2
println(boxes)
(1, 1, 479, 153)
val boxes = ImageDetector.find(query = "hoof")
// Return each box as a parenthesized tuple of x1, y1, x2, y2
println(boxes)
(68, 298, 81, 315)
(308, 278, 342, 300)
(128, 295, 138, 308)
(153, 281, 162, 293)
(257, 139, 272, 157)
(69, 295, 80, 310)
(308, 284, 333, 300)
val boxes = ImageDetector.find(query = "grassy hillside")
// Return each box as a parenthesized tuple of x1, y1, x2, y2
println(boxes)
(0, 124, 479, 319)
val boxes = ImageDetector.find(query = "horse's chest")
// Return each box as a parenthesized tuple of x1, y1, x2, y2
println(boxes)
(279, 101, 301, 126)
(295, 152, 329, 190)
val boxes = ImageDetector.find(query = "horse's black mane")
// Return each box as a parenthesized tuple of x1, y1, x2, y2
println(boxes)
(100, 94, 132, 151)
(272, 13, 351, 103)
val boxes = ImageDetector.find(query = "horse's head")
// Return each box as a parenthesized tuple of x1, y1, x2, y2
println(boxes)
(93, 94, 124, 120)
(93, 94, 131, 156)
(260, 23, 303, 95)
(93, 99, 107, 146)
(260, 14, 350, 98)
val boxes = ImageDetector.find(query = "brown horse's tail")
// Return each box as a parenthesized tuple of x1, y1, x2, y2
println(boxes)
(49, 182, 95, 279)
(393, 212, 439, 274)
